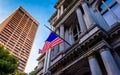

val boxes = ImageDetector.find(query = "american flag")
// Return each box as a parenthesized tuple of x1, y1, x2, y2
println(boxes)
(39, 32, 63, 54)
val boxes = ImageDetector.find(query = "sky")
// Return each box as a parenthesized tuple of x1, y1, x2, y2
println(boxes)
(0, 0, 57, 73)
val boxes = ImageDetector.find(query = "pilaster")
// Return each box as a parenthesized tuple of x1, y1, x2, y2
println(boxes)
(60, 24, 64, 51)
(65, 28, 69, 49)
(81, 2, 96, 28)
(76, 7, 87, 32)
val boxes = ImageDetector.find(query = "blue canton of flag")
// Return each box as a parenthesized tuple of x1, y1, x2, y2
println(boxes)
(39, 32, 63, 54)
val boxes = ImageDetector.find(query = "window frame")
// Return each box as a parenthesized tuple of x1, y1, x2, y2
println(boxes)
(99, 0, 120, 27)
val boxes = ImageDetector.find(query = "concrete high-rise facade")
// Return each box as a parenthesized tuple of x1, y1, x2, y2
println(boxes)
(0, 7, 39, 72)
(42, 0, 120, 75)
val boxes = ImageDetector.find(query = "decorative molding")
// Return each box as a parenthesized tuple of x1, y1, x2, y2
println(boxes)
(48, 28, 107, 74)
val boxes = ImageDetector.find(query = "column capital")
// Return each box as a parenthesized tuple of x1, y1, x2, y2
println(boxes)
(99, 47, 110, 53)
(88, 54, 96, 59)
(80, 0, 87, 4)
(87, 52, 96, 58)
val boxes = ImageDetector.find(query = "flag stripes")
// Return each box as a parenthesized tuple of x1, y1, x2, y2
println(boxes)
(49, 37, 63, 48)
(39, 32, 63, 54)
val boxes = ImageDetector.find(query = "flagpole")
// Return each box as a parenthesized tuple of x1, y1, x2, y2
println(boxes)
(44, 25, 71, 46)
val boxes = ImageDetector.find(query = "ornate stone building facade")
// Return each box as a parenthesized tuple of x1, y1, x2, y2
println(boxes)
(35, 54, 46, 75)
(44, 0, 120, 75)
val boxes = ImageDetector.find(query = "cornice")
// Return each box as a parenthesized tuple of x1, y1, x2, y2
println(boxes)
(54, 0, 65, 9)
(37, 54, 45, 61)
(48, 11, 57, 23)
(108, 22, 120, 37)
(51, 0, 81, 27)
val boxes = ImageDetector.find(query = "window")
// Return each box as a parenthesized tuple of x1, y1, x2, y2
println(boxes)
(50, 48, 54, 58)
(19, 9, 24, 15)
(73, 24, 80, 42)
(111, 3, 120, 19)
(103, 11, 116, 25)
(99, 0, 120, 26)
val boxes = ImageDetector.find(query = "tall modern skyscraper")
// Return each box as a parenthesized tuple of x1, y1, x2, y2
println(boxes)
(0, 7, 39, 72)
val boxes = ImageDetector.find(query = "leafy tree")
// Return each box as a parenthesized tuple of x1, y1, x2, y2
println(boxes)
(0, 45, 19, 75)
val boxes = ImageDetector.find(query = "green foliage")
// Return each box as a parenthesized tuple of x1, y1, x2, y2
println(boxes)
(0, 45, 19, 75)
(29, 71, 35, 75)
(13, 71, 27, 75)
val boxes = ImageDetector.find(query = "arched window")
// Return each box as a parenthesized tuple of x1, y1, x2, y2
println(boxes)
(99, 0, 120, 26)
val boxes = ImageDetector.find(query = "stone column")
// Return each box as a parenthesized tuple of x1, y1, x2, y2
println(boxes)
(81, 2, 96, 28)
(57, 8, 60, 18)
(43, 51, 49, 74)
(88, 56, 102, 75)
(76, 7, 87, 32)
(95, 9, 110, 30)
(69, 27, 74, 44)
(60, 24, 64, 51)
(60, 5, 63, 15)
(100, 48, 120, 75)
(113, 52, 120, 69)
(54, 29, 59, 54)
(65, 28, 69, 49)
(46, 49, 51, 70)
